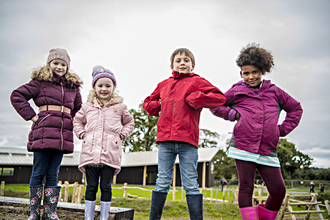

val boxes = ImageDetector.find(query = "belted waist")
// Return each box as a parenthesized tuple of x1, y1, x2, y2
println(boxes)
(39, 105, 71, 114)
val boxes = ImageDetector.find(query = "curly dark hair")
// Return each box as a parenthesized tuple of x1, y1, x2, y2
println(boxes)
(236, 43, 274, 75)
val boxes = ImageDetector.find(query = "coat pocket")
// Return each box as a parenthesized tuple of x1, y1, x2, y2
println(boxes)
(81, 132, 95, 162)
(37, 114, 52, 126)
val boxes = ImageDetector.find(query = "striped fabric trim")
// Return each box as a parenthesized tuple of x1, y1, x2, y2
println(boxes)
(227, 147, 280, 167)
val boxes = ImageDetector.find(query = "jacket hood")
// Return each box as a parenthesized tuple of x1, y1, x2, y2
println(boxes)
(171, 71, 195, 79)
(52, 72, 81, 90)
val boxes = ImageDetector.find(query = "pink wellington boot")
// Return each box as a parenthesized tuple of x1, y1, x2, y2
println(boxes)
(240, 206, 258, 220)
(257, 204, 278, 220)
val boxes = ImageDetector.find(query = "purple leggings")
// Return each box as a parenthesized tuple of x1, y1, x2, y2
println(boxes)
(235, 159, 286, 211)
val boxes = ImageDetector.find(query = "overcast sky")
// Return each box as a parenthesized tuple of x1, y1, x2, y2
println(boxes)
(1, 0, 329, 168)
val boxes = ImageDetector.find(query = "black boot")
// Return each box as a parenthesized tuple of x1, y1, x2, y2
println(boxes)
(28, 185, 43, 220)
(42, 186, 61, 220)
(186, 194, 203, 220)
(149, 190, 167, 220)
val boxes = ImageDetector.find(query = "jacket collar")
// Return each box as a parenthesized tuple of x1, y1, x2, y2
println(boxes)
(51, 72, 80, 90)
(171, 71, 195, 79)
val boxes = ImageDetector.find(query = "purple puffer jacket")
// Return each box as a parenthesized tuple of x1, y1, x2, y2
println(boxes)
(10, 73, 82, 153)
(211, 80, 303, 156)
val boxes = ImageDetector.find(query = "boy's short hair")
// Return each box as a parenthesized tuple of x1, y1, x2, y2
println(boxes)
(170, 48, 195, 66)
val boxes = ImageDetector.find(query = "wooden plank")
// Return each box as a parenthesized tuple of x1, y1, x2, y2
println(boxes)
(289, 202, 321, 206)
(143, 165, 147, 186)
(287, 205, 296, 220)
(172, 165, 176, 201)
(279, 194, 290, 220)
(0, 196, 134, 216)
(202, 162, 206, 189)
(325, 200, 330, 217)
(1, 181, 5, 196)
(305, 193, 317, 220)
(290, 210, 324, 214)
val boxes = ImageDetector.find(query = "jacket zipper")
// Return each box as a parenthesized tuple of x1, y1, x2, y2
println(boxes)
(37, 114, 51, 126)
(60, 82, 64, 150)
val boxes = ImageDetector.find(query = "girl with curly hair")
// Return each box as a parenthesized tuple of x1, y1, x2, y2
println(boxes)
(11, 48, 83, 220)
(211, 44, 303, 219)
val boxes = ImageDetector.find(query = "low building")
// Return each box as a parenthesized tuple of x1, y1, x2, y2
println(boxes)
(0, 147, 219, 188)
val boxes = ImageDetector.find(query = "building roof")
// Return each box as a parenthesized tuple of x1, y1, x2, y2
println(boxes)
(0, 147, 220, 167)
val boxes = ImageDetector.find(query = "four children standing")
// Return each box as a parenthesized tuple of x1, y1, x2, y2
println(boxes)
(11, 45, 302, 220)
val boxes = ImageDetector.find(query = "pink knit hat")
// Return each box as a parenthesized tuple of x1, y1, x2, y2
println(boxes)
(46, 48, 71, 68)
(92, 65, 117, 87)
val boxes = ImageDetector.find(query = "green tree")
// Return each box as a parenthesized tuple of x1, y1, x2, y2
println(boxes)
(122, 102, 159, 152)
(277, 138, 313, 178)
(198, 129, 219, 148)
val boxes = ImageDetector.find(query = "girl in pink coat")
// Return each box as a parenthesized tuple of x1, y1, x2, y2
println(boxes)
(73, 65, 134, 220)
(211, 44, 302, 220)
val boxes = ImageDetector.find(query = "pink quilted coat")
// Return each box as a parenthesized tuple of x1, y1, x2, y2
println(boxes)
(73, 97, 134, 175)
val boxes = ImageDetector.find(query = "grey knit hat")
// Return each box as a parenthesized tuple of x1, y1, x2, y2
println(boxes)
(92, 65, 117, 87)
(47, 48, 71, 68)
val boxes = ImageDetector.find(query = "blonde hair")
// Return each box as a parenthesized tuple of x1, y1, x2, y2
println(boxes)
(87, 89, 123, 108)
(31, 64, 83, 85)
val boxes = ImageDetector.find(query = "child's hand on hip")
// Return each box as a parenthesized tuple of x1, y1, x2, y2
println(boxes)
(31, 115, 39, 123)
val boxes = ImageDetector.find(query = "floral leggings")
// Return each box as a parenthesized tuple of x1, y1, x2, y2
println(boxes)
(235, 159, 286, 211)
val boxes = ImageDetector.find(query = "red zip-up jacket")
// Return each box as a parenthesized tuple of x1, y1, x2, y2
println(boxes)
(143, 71, 226, 147)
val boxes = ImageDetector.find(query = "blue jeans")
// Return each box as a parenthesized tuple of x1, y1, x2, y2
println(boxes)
(29, 150, 63, 187)
(85, 165, 115, 201)
(155, 141, 200, 195)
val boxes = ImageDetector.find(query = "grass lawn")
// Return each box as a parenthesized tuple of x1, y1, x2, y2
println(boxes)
(3, 184, 330, 219)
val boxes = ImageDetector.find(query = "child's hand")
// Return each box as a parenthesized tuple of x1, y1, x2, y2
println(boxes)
(82, 133, 87, 139)
(119, 134, 125, 140)
(235, 113, 241, 121)
(31, 115, 39, 123)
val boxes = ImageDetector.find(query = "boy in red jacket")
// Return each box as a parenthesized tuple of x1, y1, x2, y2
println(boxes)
(143, 48, 226, 220)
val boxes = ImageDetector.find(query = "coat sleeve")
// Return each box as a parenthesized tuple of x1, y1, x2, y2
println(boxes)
(142, 83, 162, 116)
(277, 87, 303, 137)
(120, 105, 135, 140)
(185, 77, 226, 109)
(210, 88, 235, 120)
(73, 103, 87, 139)
(10, 80, 41, 121)
(71, 90, 82, 119)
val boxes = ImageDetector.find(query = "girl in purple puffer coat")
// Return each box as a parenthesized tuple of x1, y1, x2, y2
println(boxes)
(11, 48, 82, 220)
(211, 44, 303, 220)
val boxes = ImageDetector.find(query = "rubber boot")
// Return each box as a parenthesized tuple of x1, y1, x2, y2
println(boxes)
(240, 206, 258, 220)
(28, 185, 43, 220)
(42, 186, 61, 220)
(257, 204, 278, 220)
(149, 190, 168, 220)
(186, 193, 203, 220)
(100, 201, 111, 220)
(84, 200, 96, 220)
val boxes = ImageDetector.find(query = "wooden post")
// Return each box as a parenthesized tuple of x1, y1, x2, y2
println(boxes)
(72, 182, 78, 203)
(143, 165, 147, 186)
(210, 187, 213, 202)
(215, 188, 218, 203)
(202, 162, 206, 189)
(204, 188, 207, 200)
(172, 164, 176, 201)
(64, 181, 69, 202)
(181, 185, 184, 201)
(325, 200, 330, 217)
(77, 185, 84, 204)
(258, 186, 262, 204)
(279, 194, 290, 220)
(123, 182, 128, 198)
(113, 175, 117, 185)
(233, 187, 236, 203)
(227, 186, 230, 203)
(1, 181, 5, 196)
(58, 181, 63, 202)
(223, 186, 226, 202)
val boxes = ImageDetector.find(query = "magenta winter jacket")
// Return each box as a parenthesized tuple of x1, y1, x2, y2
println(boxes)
(211, 80, 303, 156)
(73, 98, 134, 175)
(10, 74, 82, 153)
